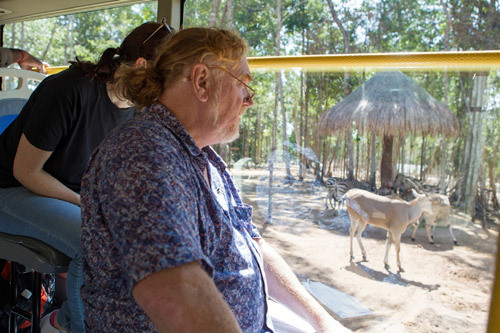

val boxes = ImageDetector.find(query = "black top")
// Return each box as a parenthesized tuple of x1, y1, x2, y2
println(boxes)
(0, 67, 133, 192)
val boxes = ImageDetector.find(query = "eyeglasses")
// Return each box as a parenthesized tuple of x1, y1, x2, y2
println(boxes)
(209, 66, 256, 102)
(142, 17, 173, 44)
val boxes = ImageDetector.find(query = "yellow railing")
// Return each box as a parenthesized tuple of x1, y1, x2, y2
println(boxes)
(248, 50, 500, 71)
(45, 66, 69, 75)
(45, 50, 500, 75)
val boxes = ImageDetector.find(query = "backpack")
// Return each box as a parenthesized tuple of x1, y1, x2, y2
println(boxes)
(0, 259, 57, 332)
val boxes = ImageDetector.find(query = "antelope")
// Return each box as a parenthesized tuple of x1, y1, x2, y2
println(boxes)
(345, 188, 433, 272)
(411, 193, 458, 245)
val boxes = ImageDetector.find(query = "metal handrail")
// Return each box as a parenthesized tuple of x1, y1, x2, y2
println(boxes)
(247, 50, 500, 71)
(45, 50, 500, 75)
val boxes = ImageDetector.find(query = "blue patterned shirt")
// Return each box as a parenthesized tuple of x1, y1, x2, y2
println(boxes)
(81, 103, 273, 332)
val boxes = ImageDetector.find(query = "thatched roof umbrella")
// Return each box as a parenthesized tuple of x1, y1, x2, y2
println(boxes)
(318, 71, 458, 189)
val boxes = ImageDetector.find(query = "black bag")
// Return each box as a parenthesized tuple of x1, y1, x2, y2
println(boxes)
(0, 259, 57, 332)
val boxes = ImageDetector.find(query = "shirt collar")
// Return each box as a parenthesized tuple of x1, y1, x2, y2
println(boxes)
(145, 102, 204, 158)
(142, 103, 228, 173)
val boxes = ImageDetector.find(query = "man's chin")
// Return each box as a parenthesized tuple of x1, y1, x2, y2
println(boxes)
(219, 126, 240, 144)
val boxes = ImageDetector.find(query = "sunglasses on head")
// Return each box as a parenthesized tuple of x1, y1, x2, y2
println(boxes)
(142, 17, 173, 44)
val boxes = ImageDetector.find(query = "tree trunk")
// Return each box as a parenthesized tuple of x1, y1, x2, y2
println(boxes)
(275, 0, 289, 178)
(278, 73, 293, 180)
(42, 22, 57, 60)
(369, 132, 377, 188)
(327, 0, 354, 179)
(381, 135, 394, 190)
(400, 134, 406, 175)
(332, 137, 340, 176)
(439, 0, 451, 194)
(346, 133, 354, 180)
(298, 28, 306, 181)
(304, 74, 310, 173)
(254, 108, 261, 165)
(64, 16, 75, 64)
(487, 152, 500, 210)
(220, 0, 233, 29)
(479, 163, 489, 231)
(10, 24, 16, 48)
(439, 137, 448, 193)
(322, 139, 329, 180)
(268, 71, 278, 223)
(392, 135, 400, 182)
(461, 73, 488, 216)
(299, 71, 305, 181)
(355, 136, 360, 180)
(20, 22, 25, 49)
(366, 134, 371, 180)
(268, 87, 278, 223)
(409, 132, 414, 177)
(267, 0, 283, 223)
(208, 0, 221, 27)
(293, 102, 300, 152)
(244, 120, 250, 157)
(420, 136, 426, 182)
(219, 144, 228, 163)
(314, 75, 324, 182)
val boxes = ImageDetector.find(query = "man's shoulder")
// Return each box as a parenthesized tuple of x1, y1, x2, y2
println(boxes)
(101, 116, 191, 169)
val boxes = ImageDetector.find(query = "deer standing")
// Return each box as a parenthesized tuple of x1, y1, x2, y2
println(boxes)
(345, 188, 433, 272)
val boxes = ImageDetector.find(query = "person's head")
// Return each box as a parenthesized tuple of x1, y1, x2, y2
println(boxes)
(115, 27, 249, 106)
(114, 27, 253, 146)
(71, 21, 174, 82)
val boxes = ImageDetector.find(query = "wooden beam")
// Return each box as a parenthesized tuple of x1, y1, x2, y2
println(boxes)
(157, 0, 182, 30)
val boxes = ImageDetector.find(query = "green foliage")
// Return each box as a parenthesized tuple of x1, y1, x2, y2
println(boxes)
(4, 3, 158, 65)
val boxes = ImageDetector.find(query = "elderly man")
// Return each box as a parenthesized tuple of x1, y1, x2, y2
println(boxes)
(80, 27, 349, 332)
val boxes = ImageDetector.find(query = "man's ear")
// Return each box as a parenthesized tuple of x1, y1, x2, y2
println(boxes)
(135, 57, 148, 68)
(190, 63, 209, 102)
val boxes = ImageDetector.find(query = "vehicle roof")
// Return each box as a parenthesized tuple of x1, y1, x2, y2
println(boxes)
(0, 0, 152, 25)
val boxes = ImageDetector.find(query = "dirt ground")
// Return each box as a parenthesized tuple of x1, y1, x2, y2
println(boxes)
(232, 165, 498, 333)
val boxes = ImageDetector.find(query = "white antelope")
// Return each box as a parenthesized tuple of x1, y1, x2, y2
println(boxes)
(411, 193, 457, 245)
(345, 188, 433, 272)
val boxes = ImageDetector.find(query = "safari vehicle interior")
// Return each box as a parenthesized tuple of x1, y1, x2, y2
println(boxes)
(0, 0, 499, 332)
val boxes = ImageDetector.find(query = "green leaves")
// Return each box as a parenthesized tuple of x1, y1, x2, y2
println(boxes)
(4, 3, 158, 66)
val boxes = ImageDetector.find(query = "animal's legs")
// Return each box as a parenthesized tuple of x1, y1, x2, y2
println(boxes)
(411, 220, 420, 241)
(348, 215, 358, 261)
(448, 224, 458, 245)
(384, 231, 393, 270)
(355, 222, 368, 261)
(393, 231, 404, 272)
(444, 212, 458, 245)
(425, 216, 435, 244)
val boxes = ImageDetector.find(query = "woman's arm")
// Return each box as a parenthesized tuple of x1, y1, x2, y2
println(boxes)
(13, 134, 80, 206)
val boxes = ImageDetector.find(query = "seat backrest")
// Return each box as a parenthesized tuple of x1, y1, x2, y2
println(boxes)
(0, 232, 70, 273)
(0, 68, 46, 134)
(0, 68, 46, 100)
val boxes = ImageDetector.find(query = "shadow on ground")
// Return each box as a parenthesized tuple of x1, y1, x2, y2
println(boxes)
(345, 262, 440, 291)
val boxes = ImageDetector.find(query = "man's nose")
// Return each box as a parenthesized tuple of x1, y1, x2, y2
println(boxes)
(244, 92, 254, 107)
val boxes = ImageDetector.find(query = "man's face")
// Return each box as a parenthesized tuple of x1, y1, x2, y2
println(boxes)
(210, 57, 254, 144)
